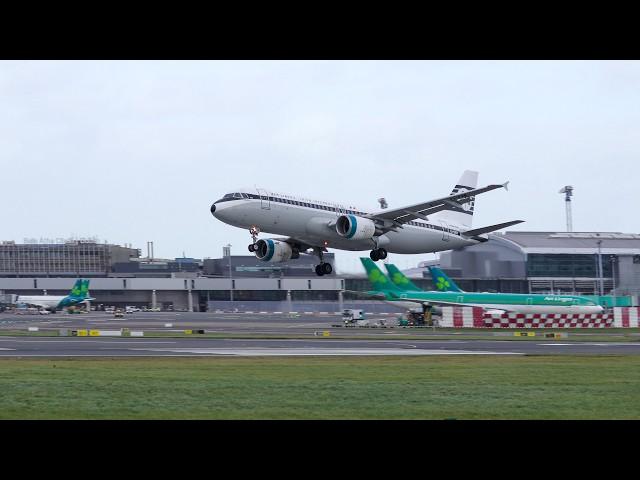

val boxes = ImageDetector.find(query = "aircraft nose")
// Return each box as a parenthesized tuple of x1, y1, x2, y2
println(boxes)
(210, 203, 216, 216)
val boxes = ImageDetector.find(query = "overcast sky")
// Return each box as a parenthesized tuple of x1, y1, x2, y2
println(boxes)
(1, 60, 639, 273)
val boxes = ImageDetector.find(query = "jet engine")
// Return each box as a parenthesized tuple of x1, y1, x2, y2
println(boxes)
(254, 239, 298, 262)
(336, 215, 376, 240)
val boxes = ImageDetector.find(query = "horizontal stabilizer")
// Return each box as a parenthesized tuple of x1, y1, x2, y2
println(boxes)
(462, 220, 524, 237)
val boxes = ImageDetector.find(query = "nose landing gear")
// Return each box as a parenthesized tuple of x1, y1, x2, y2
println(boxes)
(247, 226, 261, 252)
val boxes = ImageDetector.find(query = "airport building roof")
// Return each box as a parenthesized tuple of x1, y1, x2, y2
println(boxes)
(491, 231, 640, 255)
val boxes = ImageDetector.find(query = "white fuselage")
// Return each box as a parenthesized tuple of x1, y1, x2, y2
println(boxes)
(16, 295, 65, 310)
(212, 190, 479, 254)
(460, 303, 603, 315)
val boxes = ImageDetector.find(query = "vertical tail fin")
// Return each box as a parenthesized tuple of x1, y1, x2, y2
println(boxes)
(69, 279, 90, 299)
(359, 258, 401, 293)
(430, 169, 478, 229)
(428, 267, 464, 292)
(80, 279, 90, 299)
(383, 263, 422, 291)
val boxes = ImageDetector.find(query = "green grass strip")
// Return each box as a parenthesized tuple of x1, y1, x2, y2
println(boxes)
(1, 356, 639, 419)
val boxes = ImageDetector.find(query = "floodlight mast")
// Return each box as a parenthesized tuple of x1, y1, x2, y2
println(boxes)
(559, 186, 573, 232)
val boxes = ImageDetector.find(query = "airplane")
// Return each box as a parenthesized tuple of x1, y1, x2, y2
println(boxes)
(383, 263, 425, 292)
(210, 170, 524, 276)
(427, 266, 467, 293)
(359, 258, 604, 315)
(14, 279, 94, 312)
(384, 263, 464, 293)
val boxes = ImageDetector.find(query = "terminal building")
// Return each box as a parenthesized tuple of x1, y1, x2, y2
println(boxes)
(0, 240, 140, 278)
(0, 240, 355, 312)
(2, 232, 639, 312)
(406, 231, 640, 302)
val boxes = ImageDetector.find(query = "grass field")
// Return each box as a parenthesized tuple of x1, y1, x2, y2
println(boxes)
(1, 355, 640, 419)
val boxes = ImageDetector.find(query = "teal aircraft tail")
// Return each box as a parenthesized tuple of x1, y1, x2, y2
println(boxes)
(383, 263, 422, 291)
(428, 267, 464, 292)
(68, 279, 91, 300)
(359, 258, 403, 294)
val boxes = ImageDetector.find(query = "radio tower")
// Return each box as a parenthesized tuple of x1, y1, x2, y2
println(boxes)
(558, 186, 573, 232)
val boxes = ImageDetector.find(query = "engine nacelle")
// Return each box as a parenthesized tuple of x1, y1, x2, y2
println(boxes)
(336, 215, 376, 240)
(254, 239, 297, 262)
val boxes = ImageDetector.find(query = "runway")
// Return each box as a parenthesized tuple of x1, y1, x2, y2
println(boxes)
(1, 335, 640, 356)
(1, 311, 640, 356)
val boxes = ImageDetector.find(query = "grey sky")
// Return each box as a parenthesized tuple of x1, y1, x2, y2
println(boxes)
(1, 60, 639, 273)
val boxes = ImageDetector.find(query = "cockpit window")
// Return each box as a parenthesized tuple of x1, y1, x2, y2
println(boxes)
(222, 192, 244, 200)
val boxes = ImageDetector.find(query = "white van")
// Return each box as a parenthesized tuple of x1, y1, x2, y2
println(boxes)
(342, 309, 365, 324)
(125, 306, 141, 313)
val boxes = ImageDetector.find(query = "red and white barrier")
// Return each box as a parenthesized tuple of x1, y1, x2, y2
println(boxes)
(613, 307, 640, 327)
(483, 313, 612, 328)
(440, 307, 485, 328)
(441, 307, 614, 328)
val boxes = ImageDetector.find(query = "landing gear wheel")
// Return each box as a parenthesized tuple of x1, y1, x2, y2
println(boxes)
(377, 248, 387, 260)
(370, 249, 380, 261)
(322, 263, 332, 275)
(248, 244, 256, 252)
(315, 264, 325, 276)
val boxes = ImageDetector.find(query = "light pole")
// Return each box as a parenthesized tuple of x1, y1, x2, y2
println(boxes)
(558, 186, 574, 232)
(597, 240, 604, 297)
(225, 244, 234, 303)
(610, 255, 616, 294)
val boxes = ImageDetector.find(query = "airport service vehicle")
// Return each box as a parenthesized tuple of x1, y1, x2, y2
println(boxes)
(210, 170, 523, 276)
(342, 309, 365, 324)
(359, 258, 604, 315)
(125, 306, 141, 313)
(14, 279, 94, 312)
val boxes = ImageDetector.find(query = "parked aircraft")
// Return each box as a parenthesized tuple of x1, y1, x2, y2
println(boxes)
(15, 279, 94, 312)
(359, 259, 603, 314)
(210, 170, 523, 276)
(383, 263, 424, 291)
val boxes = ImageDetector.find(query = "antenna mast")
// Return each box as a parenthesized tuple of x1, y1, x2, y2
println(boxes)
(558, 186, 573, 232)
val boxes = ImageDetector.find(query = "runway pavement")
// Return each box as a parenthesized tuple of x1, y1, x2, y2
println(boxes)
(1, 335, 640, 356)
(1, 311, 640, 356)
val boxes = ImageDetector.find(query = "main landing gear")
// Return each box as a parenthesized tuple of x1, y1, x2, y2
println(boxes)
(313, 247, 333, 276)
(369, 248, 387, 261)
(247, 226, 260, 252)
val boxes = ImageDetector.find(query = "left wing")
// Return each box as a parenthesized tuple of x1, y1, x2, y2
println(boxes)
(343, 290, 387, 300)
(366, 182, 509, 232)
(272, 237, 328, 253)
(389, 295, 512, 313)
